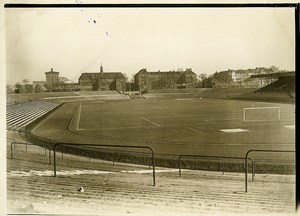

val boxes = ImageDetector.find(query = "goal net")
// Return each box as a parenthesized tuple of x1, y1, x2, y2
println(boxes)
(243, 107, 280, 122)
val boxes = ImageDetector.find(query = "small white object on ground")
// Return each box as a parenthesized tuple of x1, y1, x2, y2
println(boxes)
(78, 187, 84, 192)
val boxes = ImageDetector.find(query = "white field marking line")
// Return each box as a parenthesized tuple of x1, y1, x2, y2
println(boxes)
(220, 128, 249, 133)
(31, 107, 61, 134)
(284, 125, 295, 129)
(205, 119, 217, 123)
(82, 125, 158, 131)
(77, 103, 82, 130)
(7, 169, 178, 177)
(142, 117, 160, 127)
(175, 98, 193, 100)
(226, 143, 295, 146)
(84, 96, 94, 101)
(91, 101, 106, 103)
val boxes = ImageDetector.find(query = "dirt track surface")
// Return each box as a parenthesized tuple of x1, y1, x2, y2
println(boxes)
(7, 146, 296, 215)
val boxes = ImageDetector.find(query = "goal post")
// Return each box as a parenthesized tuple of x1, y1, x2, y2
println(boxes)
(243, 107, 280, 122)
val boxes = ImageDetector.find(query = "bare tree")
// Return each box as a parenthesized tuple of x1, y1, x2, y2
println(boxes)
(198, 74, 207, 82)
(198, 74, 208, 88)
(15, 82, 21, 89)
(269, 65, 280, 73)
(122, 73, 129, 82)
(22, 79, 30, 84)
(59, 77, 70, 86)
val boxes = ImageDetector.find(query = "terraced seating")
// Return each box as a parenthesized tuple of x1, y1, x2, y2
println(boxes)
(255, 77, 295, 94)
(6, 100, 59, 131)
(6, 130, 27, 143)
(6, 145, 296, 215)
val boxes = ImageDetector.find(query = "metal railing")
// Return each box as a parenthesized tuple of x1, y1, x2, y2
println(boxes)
(245, 150, 295, 192)
(10, 141, 51, 164)
(77, 147, 154, 167)
(53, 143, 156, 186)
(179, 154, 254, 181)
(253, 159, 296, 180)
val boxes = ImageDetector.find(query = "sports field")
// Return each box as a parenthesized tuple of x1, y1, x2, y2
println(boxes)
(31, 96, 295, 163)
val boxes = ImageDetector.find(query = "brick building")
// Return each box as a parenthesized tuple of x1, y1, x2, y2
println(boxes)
(134, 68, 197, 92)
(78, 65, 126, 92)
(212, 67, 274, 88)
(45, 68, 59, 88)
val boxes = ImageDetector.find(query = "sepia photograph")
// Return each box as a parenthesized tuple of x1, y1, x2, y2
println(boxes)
(3, 2, 297, 215)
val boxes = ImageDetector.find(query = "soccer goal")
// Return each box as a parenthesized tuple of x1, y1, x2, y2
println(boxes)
(243, 107, 280, 122)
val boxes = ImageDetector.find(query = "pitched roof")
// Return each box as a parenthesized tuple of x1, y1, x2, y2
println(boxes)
(218, 67, 273, 75)
(79, 72, 125, 81)
(250, 71, 295, 78)
(135, 69, 196, 77)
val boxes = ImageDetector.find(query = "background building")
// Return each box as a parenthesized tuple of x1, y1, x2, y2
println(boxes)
(134, 68, 197, 92)
(33, 81, 46, 93)
(78, 65, 126, 92)
(211, 67, 274, 88)
(45, 68, 59, 88)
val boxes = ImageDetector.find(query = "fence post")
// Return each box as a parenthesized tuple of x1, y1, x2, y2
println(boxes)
(51, 143, 156, 186)
(11, 142, 14, 159)
(53, 145, 56, 177)
(49, 149, 51, 165)
(222, 160, 224, 175)
(245, 151, 249, 193)
(152, 151, 156, 186)
(254, 161, 256, 180)
(251, 158, 254, 182)
(178, 156, 182, 178)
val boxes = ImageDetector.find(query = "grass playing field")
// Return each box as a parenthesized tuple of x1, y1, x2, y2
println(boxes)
(30, 96, 295, 165)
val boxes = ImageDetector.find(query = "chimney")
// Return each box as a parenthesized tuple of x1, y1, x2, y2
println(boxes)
(51, 68, 53, 72)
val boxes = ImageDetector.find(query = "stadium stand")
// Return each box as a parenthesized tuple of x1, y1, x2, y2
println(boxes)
(6, 100, 59, 130)
(252, 72, 295, 94)
(231, 72, 295, 102)
(255, 76, 295, 94)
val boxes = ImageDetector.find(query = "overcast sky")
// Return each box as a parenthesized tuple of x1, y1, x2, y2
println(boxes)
(5, 6, 295, 85)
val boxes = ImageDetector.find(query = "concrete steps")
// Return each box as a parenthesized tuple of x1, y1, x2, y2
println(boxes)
(6, 100, 59, 130)
(6, 144, 295, 215)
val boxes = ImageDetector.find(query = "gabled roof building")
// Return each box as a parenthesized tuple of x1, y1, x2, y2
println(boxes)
(212, 67, 275, 88)
(134, 68, 197, 92)
(78, 65, 126, 92)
